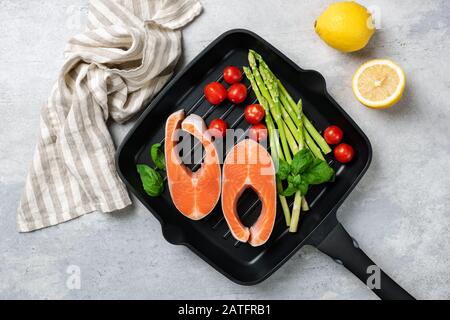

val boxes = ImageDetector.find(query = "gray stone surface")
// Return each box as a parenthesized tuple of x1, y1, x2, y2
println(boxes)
(1, 0, 449, 300)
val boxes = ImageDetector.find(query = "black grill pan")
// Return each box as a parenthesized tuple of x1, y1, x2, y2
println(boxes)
(116, 29, 414, 300)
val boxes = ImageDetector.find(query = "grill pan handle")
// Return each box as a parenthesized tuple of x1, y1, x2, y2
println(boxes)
(318, 223, 415, 300)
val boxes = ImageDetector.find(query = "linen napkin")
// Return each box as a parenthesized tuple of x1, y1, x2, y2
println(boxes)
(17, 0, 203, 232)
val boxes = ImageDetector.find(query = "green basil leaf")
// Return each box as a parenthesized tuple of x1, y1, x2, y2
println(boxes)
(291, 149, 314, 175)
(298, 181, 309, 196)
(151, 143, 166, 171)
(302, 160, 335, 185)
(137, 164, 164, 197)
(279, 182, 297, 197)
(277, 159, 291, 181)
(288, 175, 302, 187)
(288, 175, 309, 196)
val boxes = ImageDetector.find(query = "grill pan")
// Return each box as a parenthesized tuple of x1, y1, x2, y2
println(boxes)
(116, 29, 414, 300)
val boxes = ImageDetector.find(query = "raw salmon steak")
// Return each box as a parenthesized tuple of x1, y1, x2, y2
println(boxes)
(222, 139, 277, 247)
(165, 110, 221, 220)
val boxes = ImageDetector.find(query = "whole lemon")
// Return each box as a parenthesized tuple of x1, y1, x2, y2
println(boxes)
(315, 1, 375, 53)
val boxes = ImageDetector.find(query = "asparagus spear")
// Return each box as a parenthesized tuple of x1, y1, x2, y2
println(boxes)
(303, 117, 332, 155)
(302, 198, 310, 211)
(304, 128, 325, 160)
(259, 65, 303, 148)
(253, 51, 331, 156)
(278, 80, 299, 115)
(280, 94, 304, 146)
(256, 54, 323, 217)
(248, 51, 328, 232)
(254, 54, 305, 231)
(243, 67, 291, 226)
(283, 122, 299, 155)
(290, 192, 303, 233)
(270, 130, 292, 226)
(248, 52, 293, 163)
(280, 89, 331, 155)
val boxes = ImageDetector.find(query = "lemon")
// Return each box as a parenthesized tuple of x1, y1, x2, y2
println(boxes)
(352, 59, 406, 109)
(315, 1, 375, 53)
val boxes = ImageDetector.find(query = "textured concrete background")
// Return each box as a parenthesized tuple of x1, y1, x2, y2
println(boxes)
(1, 0, 449, 300)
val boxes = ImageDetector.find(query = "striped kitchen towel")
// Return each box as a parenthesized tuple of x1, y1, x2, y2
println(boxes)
(17, 0, 202, 232)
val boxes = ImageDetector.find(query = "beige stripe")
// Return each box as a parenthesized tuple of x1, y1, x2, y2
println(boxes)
(131, 0, 141, 19)
(34, 143, 61, 226)
(126, 28, 173, 91)
(92, 0, 131, 27)
(139, 29, 175, 100)
(29, 153, 52, 227)
(87, 8, 103, 29)
(38, 113, 65, 223)
(92, 71, 130, 202)
(116, 30, 159, 88)
(104, 0, 142, 28)
(50, 90, 77, 220)
(62, 70, 103, 212)
(91, 29, 132, 47)
(64, 101, 104, 205)
(89, 2, 113, 27)
(72, 68, 116, 207)
(73, 99, 112, 207)
(60, 72, 101, 206)
(18, 185, 38, 232)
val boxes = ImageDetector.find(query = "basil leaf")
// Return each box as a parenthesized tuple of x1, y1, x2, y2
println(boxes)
(279, 175, 309, 197)
(291, 149, 314, 175)
(288, 175, 302, 187)
(302, 160, 335, 185)
(298, 181, 309, 196)
(137, 164, 164, 197)
(280, 182, 297, 197)
(277, 159, 291, 181)
(151, 143, 166, 170)
(288, 175, 309, 196)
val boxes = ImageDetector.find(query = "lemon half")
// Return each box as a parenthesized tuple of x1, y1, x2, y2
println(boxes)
(352, 59, 406, 109)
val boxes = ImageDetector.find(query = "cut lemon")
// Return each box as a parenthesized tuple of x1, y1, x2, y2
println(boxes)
(352, 59, 406, 109)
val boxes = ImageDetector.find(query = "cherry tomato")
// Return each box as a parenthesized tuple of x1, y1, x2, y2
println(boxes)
(324, 125, 344, 145)
(245, 104, 266, 125)
(209, 119, 228, 137)
(249, 123, 268, 142)
(204, 82, 227, 105)
(224, 66, 243, 85)
(334, 144, 355, 164)
(227, 83, 248, 105)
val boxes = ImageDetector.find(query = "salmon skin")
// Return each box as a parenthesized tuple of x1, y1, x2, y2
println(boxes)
(165, 110, 221, 220)
(222, 139, 277, 247)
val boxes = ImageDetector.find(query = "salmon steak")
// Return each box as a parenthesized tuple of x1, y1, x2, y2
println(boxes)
(165, 110, 221, 220)
(222, 139, 277, 247)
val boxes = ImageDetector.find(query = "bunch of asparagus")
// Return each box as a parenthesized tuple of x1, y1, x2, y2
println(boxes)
(244, 50, 332, 233)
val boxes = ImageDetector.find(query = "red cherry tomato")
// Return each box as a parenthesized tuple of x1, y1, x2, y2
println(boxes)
(249, 123, 268, 142)
(245, 104, 266, 125)
(209, 119, 228, 137)
(227, 83, 248, 105)
(224, 66, 243, 85)
(324, 125, 344, 145)
(204, 82, 227, 105)
(334, 144, 355, 164)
